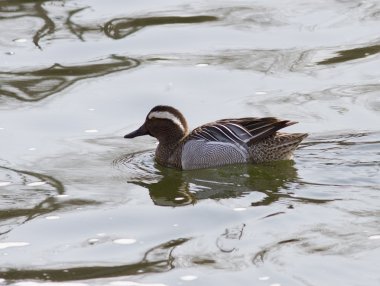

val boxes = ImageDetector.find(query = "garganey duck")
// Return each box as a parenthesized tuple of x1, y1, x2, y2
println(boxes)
(124, 105, 307, 170)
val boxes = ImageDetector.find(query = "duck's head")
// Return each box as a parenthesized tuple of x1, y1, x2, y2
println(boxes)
(124, 105, 188, 143)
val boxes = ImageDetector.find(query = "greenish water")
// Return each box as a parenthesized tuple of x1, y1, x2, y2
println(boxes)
(1, 0, 380, 285)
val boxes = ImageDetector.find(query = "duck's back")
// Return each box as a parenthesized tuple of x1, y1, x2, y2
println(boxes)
(248, 132, 308, 163)
(179, 117, 307, 170)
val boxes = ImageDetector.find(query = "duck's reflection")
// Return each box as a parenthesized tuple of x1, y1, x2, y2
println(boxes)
(151, 162, 299, 207)
(115, 151, 328, 207)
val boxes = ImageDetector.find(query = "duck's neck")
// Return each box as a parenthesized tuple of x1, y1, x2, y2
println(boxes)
(155, 137, 185, 169)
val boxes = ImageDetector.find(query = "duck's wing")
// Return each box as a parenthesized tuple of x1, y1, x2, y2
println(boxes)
(188, 117, 296, 145)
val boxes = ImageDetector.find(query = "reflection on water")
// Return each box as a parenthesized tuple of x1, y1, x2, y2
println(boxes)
(317, 43, 380, 65)
(252, 237, 303, 266)
(163, 48, 312, 73)
(0, 237, 190, 281)
(0, 165, 98, 236)
(216, 223, 246, 253)
(0, 1, 50, 49)
(104, 15, 218, 39)
(0, 0, 102, 49)
(0, 55, 140, 104)
(114, 150, 331, 207)
(1, 1, 219, 48)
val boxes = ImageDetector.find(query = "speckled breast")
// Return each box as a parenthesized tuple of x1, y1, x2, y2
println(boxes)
(181, 140, 249, 170)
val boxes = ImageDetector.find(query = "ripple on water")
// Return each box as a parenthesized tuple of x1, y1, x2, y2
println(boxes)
(113, 150, 159, 184)
(0, 166, 63, 210)
(298, 131, 380, 188)
(113, 150, 198, 207)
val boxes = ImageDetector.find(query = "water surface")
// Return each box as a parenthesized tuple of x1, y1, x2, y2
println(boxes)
(1, 1, 380, 285)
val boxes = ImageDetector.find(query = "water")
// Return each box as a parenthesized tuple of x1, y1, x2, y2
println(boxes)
(1, 0, 380, 285)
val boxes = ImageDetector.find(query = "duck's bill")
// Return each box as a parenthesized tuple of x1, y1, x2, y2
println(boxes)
(124, 124, 148, 138)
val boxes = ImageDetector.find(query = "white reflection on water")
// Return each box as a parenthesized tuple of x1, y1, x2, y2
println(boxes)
(84, 129, 99, 133)
(45, 216, 60, 220)
(27, 181, 47, 187)
(0, 242, 29, 249)
(0, 181, 12, 187)
(180, 275, 198, 281)
(113, 239, 137, 245)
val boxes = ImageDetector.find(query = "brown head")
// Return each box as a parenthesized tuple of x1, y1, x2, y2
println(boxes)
(124, 105, 189, 144)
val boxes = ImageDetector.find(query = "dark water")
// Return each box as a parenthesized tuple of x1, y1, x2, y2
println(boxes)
(1, 1, 380, 285)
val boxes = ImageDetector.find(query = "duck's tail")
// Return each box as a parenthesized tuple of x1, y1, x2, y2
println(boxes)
(249, 132, 308, 163)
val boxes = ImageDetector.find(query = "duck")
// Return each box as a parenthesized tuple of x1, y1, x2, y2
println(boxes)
(124, 105, 308, 170)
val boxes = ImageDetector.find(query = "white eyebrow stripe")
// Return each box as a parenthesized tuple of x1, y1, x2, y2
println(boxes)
(148, 111, 185, 131)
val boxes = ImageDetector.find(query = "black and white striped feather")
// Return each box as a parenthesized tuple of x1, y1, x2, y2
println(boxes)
(188, 117, 297, 146)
